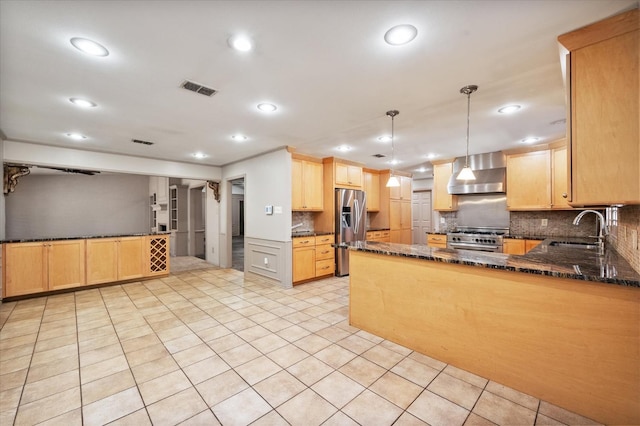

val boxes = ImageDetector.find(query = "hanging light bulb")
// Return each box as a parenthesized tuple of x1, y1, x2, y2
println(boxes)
(457, 85, 478, 181)
(385, 110, 401, 187)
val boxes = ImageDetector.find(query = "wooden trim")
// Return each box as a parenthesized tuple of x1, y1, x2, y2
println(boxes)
(349, 251, 640, 425)
(362, 167, 380, 174)
(291, 153, 322, 163)
(322, 156, 365, 167)
(429, 158, 456, 165)
(558, 8, 638, 51)
(502, 138, 567, 155)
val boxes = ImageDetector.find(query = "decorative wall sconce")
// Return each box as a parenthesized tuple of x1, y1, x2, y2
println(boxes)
(208, 180, 220, 202)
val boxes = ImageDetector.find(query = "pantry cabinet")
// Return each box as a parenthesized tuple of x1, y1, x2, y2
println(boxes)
(3, 239, 86, 297)
(558, 9, 639, 206)
(390, 199, 412, 244)
(390, 175, 412, 201)
(363, 170, 380, 212)
(433, 162, 457, 211)
(292, 157, 323, 211)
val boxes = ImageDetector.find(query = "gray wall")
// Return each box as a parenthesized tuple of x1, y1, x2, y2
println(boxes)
(6, 173, 150, 240)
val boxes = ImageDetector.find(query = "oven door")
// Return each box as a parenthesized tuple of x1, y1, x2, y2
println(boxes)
(448, 242, 502, 253)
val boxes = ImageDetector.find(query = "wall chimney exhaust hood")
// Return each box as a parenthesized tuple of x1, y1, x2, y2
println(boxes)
(447, 152, 506, 195)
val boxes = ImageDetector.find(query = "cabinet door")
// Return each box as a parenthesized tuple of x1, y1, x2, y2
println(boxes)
(433, 163, 457, 211)
(86, 238, 119, 284)
(336, 163, 363, 188)
(364, 172, 380, 211)
(118, 237, 145, 280)
(48, 240, 86, 291)
(4, 243, 47, 297)
(303, 161, 323, 210)
(315, 244, 334, 261)
(390, 200, 402, 231)
(391, 176, 412, 200)
(503, 239, 526, 255)
(551, 146, 570, 209)
(506, 151, 551, 210)
(570, 30, 639, 205)
(525, 239, 542, 253)
(293, 247, 315, 283)
(292, 159, 304, 210)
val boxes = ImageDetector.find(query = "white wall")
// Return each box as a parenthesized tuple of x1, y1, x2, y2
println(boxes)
(6, 173, 149, 239)
(0, 139, 5, 240)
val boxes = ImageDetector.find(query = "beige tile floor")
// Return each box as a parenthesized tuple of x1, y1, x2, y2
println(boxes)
(0, 268, 603, 426)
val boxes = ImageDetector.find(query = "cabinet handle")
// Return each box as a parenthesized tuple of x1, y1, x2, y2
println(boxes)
(562, 193, 568, 198)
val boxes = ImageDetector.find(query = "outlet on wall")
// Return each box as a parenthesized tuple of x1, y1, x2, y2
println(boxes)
(541, 219, 548, 227)
(264, 257, 269, 265)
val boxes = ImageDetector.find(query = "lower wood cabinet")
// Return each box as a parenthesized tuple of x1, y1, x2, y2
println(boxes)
(4, 239, 86, 297)
(427, 234, 447, 248)
(503, 239, 543, 255)
(292, 234, 335, 284)
(366, 230, 390, 242)
(3, 234, 170, 299)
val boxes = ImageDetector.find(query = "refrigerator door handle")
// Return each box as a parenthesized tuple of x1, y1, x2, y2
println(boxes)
(354, 199, 360, 235)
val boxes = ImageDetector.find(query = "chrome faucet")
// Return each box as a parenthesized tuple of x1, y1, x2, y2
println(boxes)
(572, 210, 607, 253)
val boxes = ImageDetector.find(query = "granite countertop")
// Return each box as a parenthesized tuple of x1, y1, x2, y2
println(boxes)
(505, 235, 547, 240)
(346, 238, 640, 287)
(0, 232, 171, 244)
(291, 231, 334, 238)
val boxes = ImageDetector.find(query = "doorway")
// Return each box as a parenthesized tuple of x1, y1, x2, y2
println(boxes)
(230, 178, 245, 271)
(412, 191, 433, 245)
(190, 186, 206, 259)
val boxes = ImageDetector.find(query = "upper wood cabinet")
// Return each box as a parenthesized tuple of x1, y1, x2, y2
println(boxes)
(390, 176, 412, 201)
(335, 162, 363, 188)
(3, 239, 86, 297)
(363, 170, 380, 212)
(292, 157, 323, 211)
(559, 9, 639, 206)
(433, 162, 458, 211)
(507, 150, 552, 210)
(551, 145, 571, 209)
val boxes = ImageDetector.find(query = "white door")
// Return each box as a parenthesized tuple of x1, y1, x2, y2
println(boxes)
(412, 191, 432, 245)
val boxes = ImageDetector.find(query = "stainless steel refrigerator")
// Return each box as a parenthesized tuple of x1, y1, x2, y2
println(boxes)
(335, 188, 366, 276)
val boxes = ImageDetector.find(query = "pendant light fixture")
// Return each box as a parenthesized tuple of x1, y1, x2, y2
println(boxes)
(457, 85, 478, 181)
(385, 110, 401, 187)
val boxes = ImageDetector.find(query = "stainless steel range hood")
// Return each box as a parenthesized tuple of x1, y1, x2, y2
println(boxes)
(447, 152, 506, 195)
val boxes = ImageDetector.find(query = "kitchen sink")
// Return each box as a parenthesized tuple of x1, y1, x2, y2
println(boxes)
(549, 241, 598, 250)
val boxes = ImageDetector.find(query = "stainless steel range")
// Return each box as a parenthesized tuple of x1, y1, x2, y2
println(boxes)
(446, 226, 508, 253)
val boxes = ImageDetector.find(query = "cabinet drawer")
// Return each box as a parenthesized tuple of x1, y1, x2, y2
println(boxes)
(293, 236, 316, 248)
(315, 244, 334, 261)
(315, 234, 334, 245)
(315, 259, 335, 277)
(427, 234, 447, 247)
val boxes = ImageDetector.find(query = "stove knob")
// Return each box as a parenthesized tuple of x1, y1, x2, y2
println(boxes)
(475, 238, 479, 243)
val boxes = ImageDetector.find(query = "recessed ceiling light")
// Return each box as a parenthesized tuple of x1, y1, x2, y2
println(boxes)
(388, 159, 401, 165)
(378, 135, 391, 142)
(426, 153, 437, 159)
(384, 24, 418, 45)
(192, 152, 208, 159)
(257, 103, 277, 112)
(66, 133, 87, 140)
(69, 98, 97, 108)
(521, 137, 540, 144)
(231, 134, 248, 141)
(229, 35, 253, 52)
(337, 145, 351, 152)
(416, 167, 427, 173)
(70, 37, 109, 56)
(498, 105, 521, 114)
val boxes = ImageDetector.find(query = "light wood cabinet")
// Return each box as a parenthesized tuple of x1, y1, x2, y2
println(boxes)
(390, 199, 412, 244)
(559, 9, 639, 206)
(503, 239, 543, 255)
(292, 158, 323, 211)
(3, 240, 86, 297)
(506, 150, 551, 210)
(335, 162, 363, 188)
(390, 176, 412, 201)
(427, 233, 447, 248)
(366, 230, 390, 242)
(551, 146, 570, 209)
(363, 170, 380, 212)
(292, 235, 334, 284)
(433, 162, 457, 211)
(86, 236, 144, 284)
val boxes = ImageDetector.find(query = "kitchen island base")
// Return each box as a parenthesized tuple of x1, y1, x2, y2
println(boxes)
(349, 250, 639, 425)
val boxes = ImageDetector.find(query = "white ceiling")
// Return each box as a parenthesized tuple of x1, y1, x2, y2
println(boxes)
(1, 0, 637, 178)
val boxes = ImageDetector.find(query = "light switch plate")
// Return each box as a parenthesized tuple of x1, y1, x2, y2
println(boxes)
(274, 206, 283, 214)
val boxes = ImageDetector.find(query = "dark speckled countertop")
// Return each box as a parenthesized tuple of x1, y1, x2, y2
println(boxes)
(0, 232, 171, 244)
(291, 231, 334, 238)
(346, 238, 640, 287)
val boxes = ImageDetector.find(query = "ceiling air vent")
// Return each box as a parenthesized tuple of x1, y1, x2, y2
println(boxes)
(372, 154, 386, 158)
(132, 139, 154, 146)
(181, 80, 217, 97)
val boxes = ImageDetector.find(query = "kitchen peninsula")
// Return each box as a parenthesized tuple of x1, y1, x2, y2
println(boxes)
(2, 233, 170, 299)
(348, 240, 639, 425)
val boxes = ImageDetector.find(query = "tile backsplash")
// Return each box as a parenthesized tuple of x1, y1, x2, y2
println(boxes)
(291, 211, 315, 233)
(509, 210, 599, 238)
(608, 205, 640, 274)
